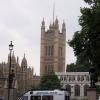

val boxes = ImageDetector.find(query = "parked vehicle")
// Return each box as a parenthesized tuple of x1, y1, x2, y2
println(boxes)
(19, 89, 70, 100)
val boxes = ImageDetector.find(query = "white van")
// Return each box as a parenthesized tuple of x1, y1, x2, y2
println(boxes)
(19, 90, 70, 100)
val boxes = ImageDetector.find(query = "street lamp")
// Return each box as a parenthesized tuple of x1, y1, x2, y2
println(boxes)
(9, 41, 14, 51)
(8, 41, 14, 100)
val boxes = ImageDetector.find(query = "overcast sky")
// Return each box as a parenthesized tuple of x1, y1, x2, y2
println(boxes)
(0, 0, 87, 75)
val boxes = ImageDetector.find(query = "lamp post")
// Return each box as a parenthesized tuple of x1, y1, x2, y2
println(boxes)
(8, 41, 14, 100)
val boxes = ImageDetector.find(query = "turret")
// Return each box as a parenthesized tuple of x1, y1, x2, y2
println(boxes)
(21, 54, 27, 71)
(32, 67, 34, 75)
(41, 18, 45, 32)
(41, 18, 45, 39)
(55, 17, 59, 29)
(17, 56, 19, 64)
(49, 21, 52, 29)
(62, 21, 66, 34)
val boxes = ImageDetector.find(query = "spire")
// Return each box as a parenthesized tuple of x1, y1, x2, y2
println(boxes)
(55, 16, 59, 29)
(24, 53, 25, 58)
(62, 20, 66, 33)
(41, 18, 45, 31)
(53, 2, 55, 24)
(32, 67, 34, 73)
(62, 20, 65, 26)
(49, 21, 52, 29)
(21, 53, 27, 68)
(42, 18, 45, 26)
(17, 56, 19, 64)
(55, 16, 58, 23)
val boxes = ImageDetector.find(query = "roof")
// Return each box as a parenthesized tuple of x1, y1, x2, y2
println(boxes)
(24, 90, 69, 96)
(55, 72, 89, 76)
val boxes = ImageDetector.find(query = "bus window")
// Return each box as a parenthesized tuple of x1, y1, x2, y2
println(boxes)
(65, 96, 70, 100)
(21, 96, 28, 100)
(31, 96, 41, 100)
(42, 96, 53, 100)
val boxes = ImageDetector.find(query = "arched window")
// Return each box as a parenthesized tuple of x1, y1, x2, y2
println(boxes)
(86, 76, 89, 81)
(45, 64, 53, 73)
(59, 47, 63, 56)
(45, 46, 48, 56)
(60, 76, 63, 81)
(65, 84, 71, 95)
(84, 85, 89, 96)
(77, 76, 80, 81)
(72, 76, 75, 81)
(81, 76, 84, 81)
(45, 46, 54, 56)
(64, 76, 66, 81)
(74, 85, 80, 96)
(69, 76, 71, 81)
(51, 46, 54, 56)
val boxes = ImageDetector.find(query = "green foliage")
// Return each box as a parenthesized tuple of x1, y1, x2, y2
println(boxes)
(67, 63, 91, 72)
(39, 72, 61, 90)
(69, 0, 100, 73)
(67, 63, 77, 72)
(31, 85, 40, 90)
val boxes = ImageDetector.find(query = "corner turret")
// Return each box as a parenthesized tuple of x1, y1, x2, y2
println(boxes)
(41, 18, 45, 32)
(62, 21, 66, 34)
(54, 17, 59, 29)
(21, 54, 27, 71)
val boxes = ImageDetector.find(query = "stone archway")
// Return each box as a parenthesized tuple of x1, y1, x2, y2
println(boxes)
(84, 84, 89, 96)
(74, 85, 80, 96)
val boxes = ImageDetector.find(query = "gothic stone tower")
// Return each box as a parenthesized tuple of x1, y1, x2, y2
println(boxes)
(40, 17, 66, 76)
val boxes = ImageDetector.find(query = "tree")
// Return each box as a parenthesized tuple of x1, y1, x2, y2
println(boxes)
(67, 63, 91, 72)
(67, 63, 77, 72)
(39, 72, 61, 90)
(69, 0, 100, 73)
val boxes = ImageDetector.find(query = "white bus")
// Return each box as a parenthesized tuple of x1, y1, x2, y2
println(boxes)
(19, 90, 70, 100)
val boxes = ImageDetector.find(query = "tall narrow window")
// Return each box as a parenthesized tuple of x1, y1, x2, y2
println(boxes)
(45, 46, 54, 56)
(45, 64, 54, 73)
(45, 46, 47, 56)
(84, 85, 89, 96)
(48, 46, 50, 56)
(51, 46, 54, 56)
(59, 47, 63, 56)
(74, 85, 80, 96)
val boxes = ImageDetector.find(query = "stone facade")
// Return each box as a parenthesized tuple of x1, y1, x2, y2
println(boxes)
(33, 75, 40, 88)
(0, 53, 34, 98)
(40, 18, 91, 100)
(0, 18, 91, 100)
(40, 18, 66, 76)
(0, 78, 5, 100)
(56, 72, 90, 100)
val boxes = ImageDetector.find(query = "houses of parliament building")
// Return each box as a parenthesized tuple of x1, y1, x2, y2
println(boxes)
(0, 53, 34, 98)
(0, 17, 66, 98)
(0, 17, 90, 100)
(40, 17, 66, 75)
